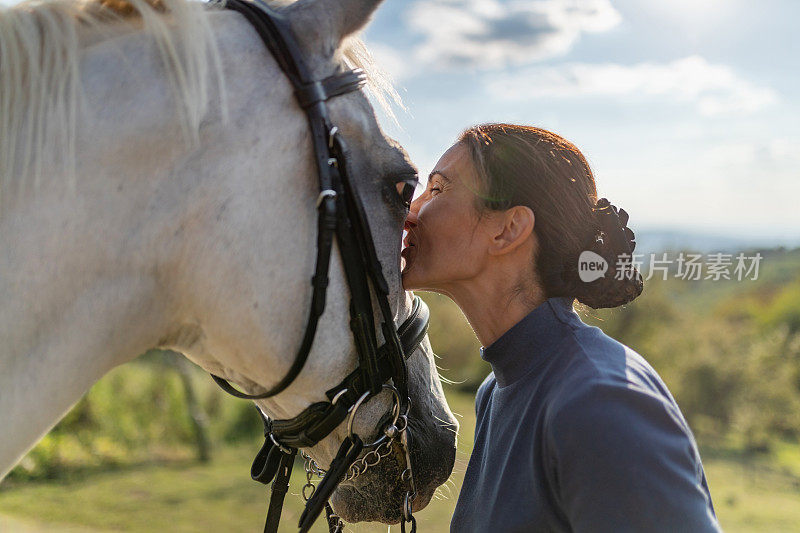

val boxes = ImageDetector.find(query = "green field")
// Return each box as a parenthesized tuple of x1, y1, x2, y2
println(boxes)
(2, 389, 800, 532)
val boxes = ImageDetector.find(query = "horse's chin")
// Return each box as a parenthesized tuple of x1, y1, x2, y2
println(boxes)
(328, 447, 437, 524)
(330, 475, 437, 525)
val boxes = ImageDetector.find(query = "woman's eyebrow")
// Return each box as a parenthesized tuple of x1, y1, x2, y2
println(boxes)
(428, 170, 452, 183)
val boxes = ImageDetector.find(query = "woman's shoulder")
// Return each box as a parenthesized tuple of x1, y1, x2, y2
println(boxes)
(547, 299, 675, 396)
(542, 322, 696, 442)
(544, 322, 687, 428)
(560, 320, 676, 399)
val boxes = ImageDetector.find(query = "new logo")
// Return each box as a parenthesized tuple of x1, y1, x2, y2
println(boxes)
(578, 251, 608, 282)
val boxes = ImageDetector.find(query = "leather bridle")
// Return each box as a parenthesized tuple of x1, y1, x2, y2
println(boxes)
(208, 1, 427, 532)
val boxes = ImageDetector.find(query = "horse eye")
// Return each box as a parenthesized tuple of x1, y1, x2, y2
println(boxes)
(395, 178, 417, 208)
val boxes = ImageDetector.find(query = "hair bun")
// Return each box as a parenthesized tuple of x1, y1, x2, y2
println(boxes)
(593, 197, 636, 254)
(574, 198, 643, 309)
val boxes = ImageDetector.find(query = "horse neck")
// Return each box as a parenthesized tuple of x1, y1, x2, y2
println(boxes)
(0, 10, 215, 478)
(0, 70, 182, 480)
(0, 172, 173, 479)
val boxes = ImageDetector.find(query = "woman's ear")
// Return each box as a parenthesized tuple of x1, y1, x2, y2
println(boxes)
(488, 205, 535, 256)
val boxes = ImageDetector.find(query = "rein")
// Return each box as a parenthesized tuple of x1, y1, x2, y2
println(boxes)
(207, 1, 426, 531)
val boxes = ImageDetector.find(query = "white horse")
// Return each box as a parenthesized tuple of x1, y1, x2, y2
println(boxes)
(0, 0, 457, 523)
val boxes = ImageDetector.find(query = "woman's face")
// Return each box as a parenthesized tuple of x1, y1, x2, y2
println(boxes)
(402, 143, 491, 291)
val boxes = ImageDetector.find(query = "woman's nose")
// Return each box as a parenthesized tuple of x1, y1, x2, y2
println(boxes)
(404, 210, 417, 232)
(404, 199, 420, 231)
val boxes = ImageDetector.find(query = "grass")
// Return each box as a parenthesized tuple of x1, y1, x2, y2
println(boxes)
(1, 389, 800, 532)
(704, 454, 800, 532)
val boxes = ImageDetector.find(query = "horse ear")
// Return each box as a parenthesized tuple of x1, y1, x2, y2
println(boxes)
(287, 0, 385, 52)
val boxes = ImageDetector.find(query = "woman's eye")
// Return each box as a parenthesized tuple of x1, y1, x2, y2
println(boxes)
(395, 178, 418, 208)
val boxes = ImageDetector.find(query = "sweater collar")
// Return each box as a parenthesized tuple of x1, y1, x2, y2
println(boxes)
(480, 296, 577, 387)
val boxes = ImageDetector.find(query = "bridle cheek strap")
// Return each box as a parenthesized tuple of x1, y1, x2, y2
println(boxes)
(263, 448, 296, 532)
(298, 435, 364, 533)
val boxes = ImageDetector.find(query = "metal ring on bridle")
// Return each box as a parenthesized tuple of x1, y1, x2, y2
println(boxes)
(330, 388, 349, 405)
(269, 433, 293, 455)
(365, 451, 382, 468)
(316, 189, 336, 208)
(395, 413, 408, 433)
(346, 384, 402, 447)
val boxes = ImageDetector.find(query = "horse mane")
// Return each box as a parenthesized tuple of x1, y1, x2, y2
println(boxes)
(0, 0, 225, 195)
(0, 0, 400, 203)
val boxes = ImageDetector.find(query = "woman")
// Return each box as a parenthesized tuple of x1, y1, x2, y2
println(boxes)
(402, 124, 721, 532)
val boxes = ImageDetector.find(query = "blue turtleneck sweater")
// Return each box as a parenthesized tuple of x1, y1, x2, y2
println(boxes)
(450, 296, 721, 533)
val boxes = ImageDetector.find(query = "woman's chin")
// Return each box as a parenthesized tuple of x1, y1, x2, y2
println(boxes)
(401, 264, 418, 291)
(401, 249, 427, 290)
(401, 269, 413, 290)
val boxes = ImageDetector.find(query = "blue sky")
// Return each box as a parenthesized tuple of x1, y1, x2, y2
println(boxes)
(362, 0, 800, 241)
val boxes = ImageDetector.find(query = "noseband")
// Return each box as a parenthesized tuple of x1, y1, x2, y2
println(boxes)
(208, 1, 427, 532)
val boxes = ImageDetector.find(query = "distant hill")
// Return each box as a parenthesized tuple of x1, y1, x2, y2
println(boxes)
(634, 228, 800, 257)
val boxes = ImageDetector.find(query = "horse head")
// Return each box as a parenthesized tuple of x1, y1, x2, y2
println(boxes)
(163, 0, 458, 524)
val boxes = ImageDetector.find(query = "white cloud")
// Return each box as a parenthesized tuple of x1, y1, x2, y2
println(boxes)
(367, 43, 414, 82)
(704, 138, 800, 182)
(405, 0, 621, 70)
(485, 56, 778, 116)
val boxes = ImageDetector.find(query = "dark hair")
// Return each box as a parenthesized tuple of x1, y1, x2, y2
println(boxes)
(458, 123, 643, 309)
